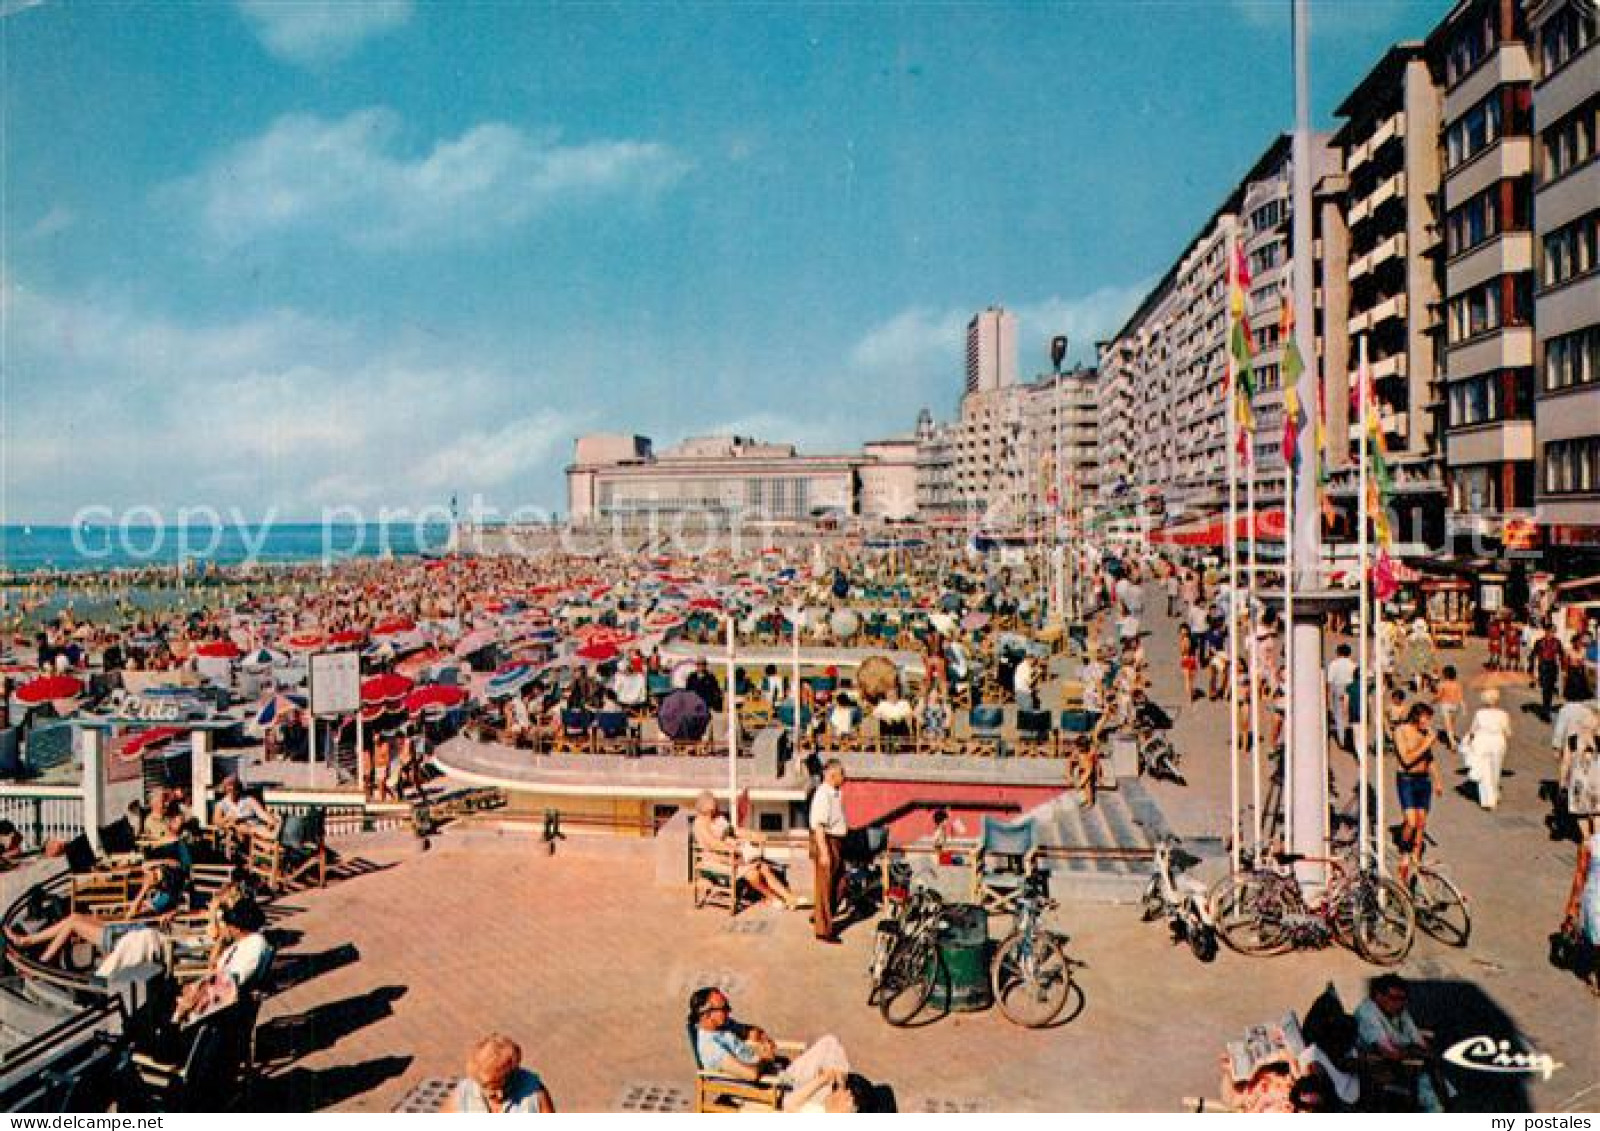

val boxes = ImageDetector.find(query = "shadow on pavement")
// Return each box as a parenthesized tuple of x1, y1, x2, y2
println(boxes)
(1386, 977, 1534, 1112)
(266, 943, 362, 995)
(253, 1054, 413, 1112)
(257, 984, 408, 1066)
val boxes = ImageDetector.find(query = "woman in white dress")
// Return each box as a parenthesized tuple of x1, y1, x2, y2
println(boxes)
(1462, 688, 1513, 810)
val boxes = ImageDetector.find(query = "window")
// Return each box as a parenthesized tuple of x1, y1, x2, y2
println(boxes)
(1447, 181, 1533, 256)
(1447, 91, 1505, 170)
(1545, 325, 1600, 392)
(1450, 464, 1502, 512)
(1448, 276, 1533, 343)
(1446, 8, 1496, 86)
(1249, 242, 1282, 275)
(1449, 373, 1504, 426)
(1542, 98, 1597, 182)
(1540, 2, 1597, 78)
(1542, 210, 1600, 288)
(1544, 437, 1600, 495)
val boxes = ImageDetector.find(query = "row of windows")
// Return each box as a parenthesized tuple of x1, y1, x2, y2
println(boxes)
(1445, 180, 1530, 258)
(1249, 199, 1285, 235)
(1448, 369, 1534, 428)
(1444, 7, 1499, 87)
(1542, 209, 1600, 288)
(1249, 242, 1282, 276)
(1449, 462, 1536, 512)
(1542, 97, 1597, 183)
(1445, 87, 1531, 172)
(1545, 324, 1600, 393)
(1447, 275, 1534, 344)
(1544, 437, 1600, 496)
(1540, 2, 1596, 80)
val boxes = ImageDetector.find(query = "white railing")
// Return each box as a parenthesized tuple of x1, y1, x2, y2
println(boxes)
(0, 784, 86, 850)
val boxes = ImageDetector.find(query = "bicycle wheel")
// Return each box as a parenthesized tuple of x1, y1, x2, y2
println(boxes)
(1411, 867, 1471, 947)
(1210, 872, 1293, 956)
(992, 931, 1076, 1028)
(877, 933, 938, 1027)
(1344, 874, 1416, 966)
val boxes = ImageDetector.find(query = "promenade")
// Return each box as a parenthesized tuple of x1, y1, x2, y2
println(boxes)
(252, 600, 1597, 1112)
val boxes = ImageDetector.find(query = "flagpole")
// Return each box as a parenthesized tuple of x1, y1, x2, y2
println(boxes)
(1226, 229, 1243, 875)
(1356, 335, 1372, 871)
(1247, 436, 1263, 854)
(1283, 415, 1296, 850)
(791, 606, 802, 763)
(726, 615, 738, 819)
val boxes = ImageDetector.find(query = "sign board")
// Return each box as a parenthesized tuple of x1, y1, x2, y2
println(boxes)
(309, 652, 361, 717)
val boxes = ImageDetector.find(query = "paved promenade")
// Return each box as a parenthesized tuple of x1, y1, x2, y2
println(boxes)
(253, 601, 1598, 1112)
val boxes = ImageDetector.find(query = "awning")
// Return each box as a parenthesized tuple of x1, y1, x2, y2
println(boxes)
(1150, 508, 1286, 547)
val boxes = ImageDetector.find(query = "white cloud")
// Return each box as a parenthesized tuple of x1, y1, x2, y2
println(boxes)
(0, 277, 588, 520)
(237, 0, 411, 67)
(25, 205, 75, 240)
(171, 108, 690, 249)
(0, 0, 46, 19)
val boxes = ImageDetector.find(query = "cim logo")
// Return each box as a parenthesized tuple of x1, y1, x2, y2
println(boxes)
(1443, 1036, 1562, 1080)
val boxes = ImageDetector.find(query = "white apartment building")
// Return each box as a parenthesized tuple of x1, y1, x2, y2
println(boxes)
(965, 307, 1019, 394)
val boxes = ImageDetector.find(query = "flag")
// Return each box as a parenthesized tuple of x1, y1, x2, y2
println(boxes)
(1373, 549, 1399, 602)
(1279, 295, 1307, 469)
(1356, 347, 1395, 553)
(1228, 241, 1256, 435)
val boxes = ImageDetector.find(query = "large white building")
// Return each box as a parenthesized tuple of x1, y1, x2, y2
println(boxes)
(565, 432, 917, 526)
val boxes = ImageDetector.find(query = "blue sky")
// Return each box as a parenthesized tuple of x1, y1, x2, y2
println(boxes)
(2, 0, 1451, 522)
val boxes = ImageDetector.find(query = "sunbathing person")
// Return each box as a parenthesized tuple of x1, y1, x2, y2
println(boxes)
(214, 775, 281, 835)
(172, 896, 272, 1026)
(6, 862, 185, 964)
(688, 987, 855, 1112)
(691, 791, 800, 910)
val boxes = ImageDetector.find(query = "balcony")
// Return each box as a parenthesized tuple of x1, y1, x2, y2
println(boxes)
(1371, 352, 1409, 382)
(1370, 231, 1406, 270)
(1370, 291, 1409, 329)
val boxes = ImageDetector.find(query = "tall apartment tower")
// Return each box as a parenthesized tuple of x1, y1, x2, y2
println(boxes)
(965, 307, 1018, 394)
(1528, 0, 1599, 563)
(1428, 0, 1539, 548)
(1332, 42, 1448, 547)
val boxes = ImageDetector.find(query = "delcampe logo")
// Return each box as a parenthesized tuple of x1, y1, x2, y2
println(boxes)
(1442, 1036, 1562, 1080)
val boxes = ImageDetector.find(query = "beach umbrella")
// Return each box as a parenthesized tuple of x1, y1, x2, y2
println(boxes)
(575, 641, 620, 666)
(405, 684, 468, 715)
(372, 617, 417, 637)
(253, 692, 307, 730)
(242, 647, 289, 667)
(485, 662, 537, 700)
(194, 640, 243, 660)
(658, 689, 711, 742)
(117, 726, 183, 760)
(15, 674, 85, 704)
(829, 609, 861, 638)
(327, 629, 367, 648)
(285, 632, 325, 652)
(688, 597, 722, 611)
(644, 611, 683, 633)
(856, 655, 899, 706)
(454, 629, 500, 658)
(360, 672, 414, 706)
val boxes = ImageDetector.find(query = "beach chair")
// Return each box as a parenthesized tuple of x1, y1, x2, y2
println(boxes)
(244, 810, 327, 895)
(970, 816, 1039, 915)
(130, 992, 263, 1111)
(689, 1026, 804, 1113)
(593, 710, 635, 756)
(69, 863, 147, 918)
(1015, 708, 1054, 756)
(553, 708, 595, 755)
(964, 705, 1006, 758)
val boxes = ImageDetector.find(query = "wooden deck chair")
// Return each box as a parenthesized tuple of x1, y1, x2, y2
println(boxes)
(970, 816, 1039, 915)
(689, 1024, 804, 1112)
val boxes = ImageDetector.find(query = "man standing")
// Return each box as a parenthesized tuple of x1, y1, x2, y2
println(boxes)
(686, 656, 724, 713)
(809, 759, 848, 944)
(1326, 643, 1357, 753)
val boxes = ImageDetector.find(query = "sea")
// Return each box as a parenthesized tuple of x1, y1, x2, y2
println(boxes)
(1, 523, 454, 575)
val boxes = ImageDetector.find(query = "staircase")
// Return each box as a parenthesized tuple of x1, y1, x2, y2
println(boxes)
(1027, 778, 1167, 903)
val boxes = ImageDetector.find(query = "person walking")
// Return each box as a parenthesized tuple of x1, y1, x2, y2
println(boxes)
(1327, 643, 1357, 753)
(1393, 703, 1443, 878)
(1533, 625, 1565, 719)
(808, 759, 848, 944)
(1461, 688, 1512, 810)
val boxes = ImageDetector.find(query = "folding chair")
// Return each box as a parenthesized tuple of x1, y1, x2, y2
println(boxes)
(690, 1025, 803, 1112)
(970, 816, 1039, 915)
(1015, 708, 1054, 756)
(965, 705, 1006, 758)
(553, 708, 595, 754)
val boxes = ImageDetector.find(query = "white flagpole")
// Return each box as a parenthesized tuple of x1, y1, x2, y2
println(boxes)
(1247, 431, 1263, 854)
(1226, 231, 1243, 874)
(725, 615, 738, 819)
(1357, 336, 1371, 870)
(1283, 413, 1296, 850)
(790, 607, 802, 760)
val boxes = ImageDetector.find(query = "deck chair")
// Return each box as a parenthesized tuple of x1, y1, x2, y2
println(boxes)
(553, 708, 594, 754)
(964, 705, 1006, 758)
(69, 863, 146, 918)
(970, 816, 1039, 915)
(244, 809, 327, 894)
(130, 993, 262, 1111)
(1015, 709, 1054, 756)
(689, 1024, 804, 1113)
(593, 710, 635, 756)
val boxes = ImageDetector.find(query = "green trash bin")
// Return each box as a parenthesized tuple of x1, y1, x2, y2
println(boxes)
(929, 903, 992, 1013)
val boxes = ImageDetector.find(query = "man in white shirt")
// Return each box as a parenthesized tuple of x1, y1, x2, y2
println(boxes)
(1326, 643, 1357, 753)
(808, 760, 848, 944)
(1013, 655, 1037, 711)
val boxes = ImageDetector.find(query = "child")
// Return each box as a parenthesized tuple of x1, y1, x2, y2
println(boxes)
(1434, 665, 1464, 745)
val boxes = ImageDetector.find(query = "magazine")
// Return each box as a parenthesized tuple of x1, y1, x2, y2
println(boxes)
(1226, 1012, 1306, 1083)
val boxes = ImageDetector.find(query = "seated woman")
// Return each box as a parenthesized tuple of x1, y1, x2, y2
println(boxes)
(688, 987, 856, 1112)
(172, 896, 272, 1026)
(918, 687, 951, 741)
(828, 693, 860, 741)
(6, 861, 186, 964)
(691, 791, 799, 911)
(214, 776, 281, 836)
(443, 1033, 555, 1113)
(871, 691, 914, 744)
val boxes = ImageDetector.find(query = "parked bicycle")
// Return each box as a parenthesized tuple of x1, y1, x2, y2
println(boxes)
(991, 871, 1081, 1027)
(1209, 849, 1415, 966)
(1403, 843, 1471, 947)
(1140, 836, 1218, 962)
(869, 863, 948, 1027)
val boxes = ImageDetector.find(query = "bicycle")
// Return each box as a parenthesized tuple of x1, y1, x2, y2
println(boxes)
(1209, 849, 1415, 966)
(869, 868, 947, 1027)
(991, 871, 1081, 1028)
(1404, 860, 1471, 947)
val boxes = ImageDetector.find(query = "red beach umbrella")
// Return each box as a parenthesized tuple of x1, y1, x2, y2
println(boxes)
(372, 617, 417, 637)
(327, 629, 367, 647)
(360, 672, 414, 705)
(285, 632, 325, 652)
(575, 642, 620, 665)
(405, 684, 468, 715)
(194, 640, 243, 660)
(15, 674, 85, 704)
